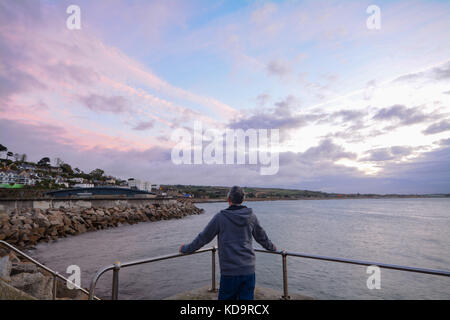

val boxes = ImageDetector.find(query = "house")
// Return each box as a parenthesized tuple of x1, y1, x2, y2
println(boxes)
(69, 177, 85, 184)
(105, 178, 116, 185)
(54, 176, 69, 187)
(17, 170, 36, 186)
(18, 163, 37, 171)
(0, 171, 18, 184)
(49, 166, 63, 174)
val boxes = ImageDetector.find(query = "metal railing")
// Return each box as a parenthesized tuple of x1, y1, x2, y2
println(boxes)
(89, 247, 217, 300)
(0, 240, 100, 300)
(89, 246, 450, 300)
(255, 249, 450, 299)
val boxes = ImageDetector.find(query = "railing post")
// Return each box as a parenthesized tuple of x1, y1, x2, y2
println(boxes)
(281, 251, 290, 300)
(52, 272, 58, 300)
(111, 261, 121, 300)
(210, 247, 217, 292)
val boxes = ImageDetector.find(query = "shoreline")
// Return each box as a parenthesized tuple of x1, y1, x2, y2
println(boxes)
(0, 200, 204, 250)
(191, 195, 450, 204)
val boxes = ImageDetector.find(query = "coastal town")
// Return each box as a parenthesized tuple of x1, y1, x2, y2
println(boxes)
(0, 144, 161, 194)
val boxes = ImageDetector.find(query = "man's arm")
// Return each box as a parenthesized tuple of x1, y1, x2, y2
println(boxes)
(252, 216, 277, 251)
(180, 214, 220, 254)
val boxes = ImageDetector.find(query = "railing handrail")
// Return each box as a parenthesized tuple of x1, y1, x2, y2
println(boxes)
(88, 247, 217, 300)
(254, 249, 450, 277)
(88, 246, 450, 300)
(0, 240, 100, 300)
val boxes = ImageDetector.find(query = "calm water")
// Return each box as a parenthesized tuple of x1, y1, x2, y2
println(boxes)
(27, 198, 450, 299)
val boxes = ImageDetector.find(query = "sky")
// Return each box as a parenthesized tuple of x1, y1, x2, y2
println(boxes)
(0, 0, 449, 194)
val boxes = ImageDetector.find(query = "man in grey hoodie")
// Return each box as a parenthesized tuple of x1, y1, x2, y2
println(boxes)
(179, 185, 277, 300)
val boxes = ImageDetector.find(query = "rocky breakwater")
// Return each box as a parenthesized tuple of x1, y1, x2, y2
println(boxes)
(0, 200, 204, 249)
(0, 251, 88, 300)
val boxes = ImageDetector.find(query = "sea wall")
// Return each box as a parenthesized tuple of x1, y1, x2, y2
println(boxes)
(0, 197, 176, 212)
(0, 200, 204, 248)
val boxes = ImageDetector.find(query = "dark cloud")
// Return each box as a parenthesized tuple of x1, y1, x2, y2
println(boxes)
(45, 63, 100, 85)
(362, 146, 414, 162)
(78, 94, 129, 114)
(228, 95, 311, 131)
(266, 59, 291, 78)
(394, 61, 450, 82)
(300, 139, 357, 162)
(432, 62, 450, 80)
(423, 119, 450, 135)
(373, 104, 431, 126)
(132, 120, 155, 131)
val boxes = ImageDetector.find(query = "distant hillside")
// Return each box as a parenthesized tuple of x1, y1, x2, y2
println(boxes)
(161, 185, 450, 200)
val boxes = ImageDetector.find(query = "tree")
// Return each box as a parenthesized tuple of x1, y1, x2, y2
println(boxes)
(55, 157, 64, 167)
(60, 163, 73, 174)
(13, 153, 20, 162)
(20, 154, 27, 163)
(0, 144, 6, 159)
(38, 157, 51, 167)
(90, 168, 104, 180)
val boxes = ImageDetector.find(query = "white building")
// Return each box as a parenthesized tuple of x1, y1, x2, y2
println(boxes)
(128, 178, 152, 192)
(69, 177, 84, 184)
(0, 171, 18, 184)
(74, 183, 95, 188)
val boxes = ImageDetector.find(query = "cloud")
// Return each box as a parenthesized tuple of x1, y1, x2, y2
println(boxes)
(266, 59, 291, 78)
(78, 94, 129, 114)
(300, 139, 357, 162)
(256, 93, 271, 106)
(423, 119, 450, 135)
(228, 95, 315, 135)
(132, 121, 155, 131)
(362, 146, 414, 162)
(394, 61, 450, 83)
(45, 63, 100, 85)
(373, 104, 431, 126)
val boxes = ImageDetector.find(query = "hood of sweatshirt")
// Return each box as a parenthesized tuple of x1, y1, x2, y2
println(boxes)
(220, 206, 253, 227)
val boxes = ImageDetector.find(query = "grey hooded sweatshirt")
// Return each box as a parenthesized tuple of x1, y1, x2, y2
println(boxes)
(181, 205, 276, 276)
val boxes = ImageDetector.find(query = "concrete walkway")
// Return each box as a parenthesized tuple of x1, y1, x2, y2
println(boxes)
(164, 285, 314, 300)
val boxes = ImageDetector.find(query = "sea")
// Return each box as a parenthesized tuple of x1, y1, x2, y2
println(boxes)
(26, 198, 450, 299)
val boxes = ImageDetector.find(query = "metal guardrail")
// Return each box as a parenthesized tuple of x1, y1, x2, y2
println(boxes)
(255, 249, 450, 299)
(0, 240, 100, 300)
(89, 246, 450, 300)
(88, 247, 217, 300)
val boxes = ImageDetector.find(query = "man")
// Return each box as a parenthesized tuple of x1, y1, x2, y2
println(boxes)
(179, 186, 277, 300)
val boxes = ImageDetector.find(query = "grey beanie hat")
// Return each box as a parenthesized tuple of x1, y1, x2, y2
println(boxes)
(228, 185, 245, 204)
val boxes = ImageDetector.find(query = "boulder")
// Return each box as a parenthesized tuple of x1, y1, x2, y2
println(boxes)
(0, 255, 12, 280)
(10, 262, 39, 276)
(9, 272, 53, 300)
